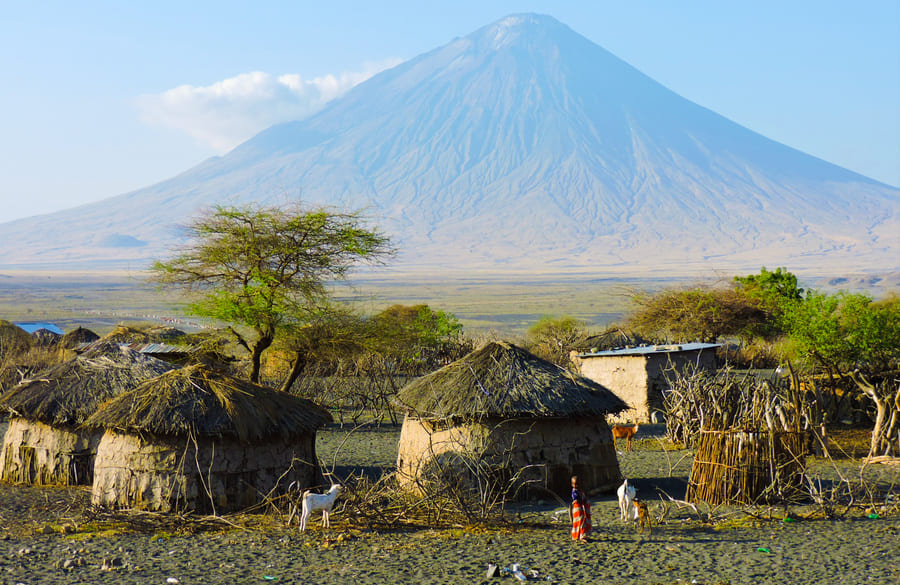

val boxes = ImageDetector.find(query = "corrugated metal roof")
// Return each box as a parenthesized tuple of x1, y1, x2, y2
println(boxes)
(74, 341, 193, 354)
(577, 342, 721, 358)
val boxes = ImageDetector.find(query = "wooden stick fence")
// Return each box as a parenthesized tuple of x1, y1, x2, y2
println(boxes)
(666, 366, 810, 505)
(686, 429, 807, 505)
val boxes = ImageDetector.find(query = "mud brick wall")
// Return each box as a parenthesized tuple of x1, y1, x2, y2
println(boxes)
(0, 418, 99, 485)
(91, 429, 320, 513)
(397, 416, 621, 498)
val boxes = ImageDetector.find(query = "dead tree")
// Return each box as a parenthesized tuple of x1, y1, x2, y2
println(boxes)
(851, 371, 900, 459)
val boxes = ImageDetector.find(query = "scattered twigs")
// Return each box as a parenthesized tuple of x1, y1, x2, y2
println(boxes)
(654, 436, 692, 477)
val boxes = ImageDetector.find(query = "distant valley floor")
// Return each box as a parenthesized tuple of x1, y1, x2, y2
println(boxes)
(0, 268, 897, 337)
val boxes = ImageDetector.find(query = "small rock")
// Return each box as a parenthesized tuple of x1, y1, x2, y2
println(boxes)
(100, 557, 125, 571)
(486, 563, 499, 578)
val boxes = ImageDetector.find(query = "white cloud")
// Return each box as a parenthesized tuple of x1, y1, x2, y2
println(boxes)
(136, 59, 403, 151)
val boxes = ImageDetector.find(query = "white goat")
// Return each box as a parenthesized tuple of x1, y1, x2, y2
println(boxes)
(617, 478, 636, 522)
(299, 484, 342, 531)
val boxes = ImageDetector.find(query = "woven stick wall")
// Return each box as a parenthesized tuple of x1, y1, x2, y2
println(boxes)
(686, 429, 807, 505)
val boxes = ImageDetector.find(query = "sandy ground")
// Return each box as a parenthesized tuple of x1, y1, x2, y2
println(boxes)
(0, 422, 898, 584)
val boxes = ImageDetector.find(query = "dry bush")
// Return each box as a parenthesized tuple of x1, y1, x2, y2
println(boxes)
(663, 366, 804, 447)
(718, 341, 780, 369)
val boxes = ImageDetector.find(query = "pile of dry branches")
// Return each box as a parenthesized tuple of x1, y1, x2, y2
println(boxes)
(663, 365, 804, 448)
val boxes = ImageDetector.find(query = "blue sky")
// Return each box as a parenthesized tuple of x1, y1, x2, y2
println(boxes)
(2, 1, 898, 223)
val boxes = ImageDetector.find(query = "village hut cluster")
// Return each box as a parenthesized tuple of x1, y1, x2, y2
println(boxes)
(0, 320, 817, 522)
(0, 341, 175, 485)
(0, 326, 332, 513)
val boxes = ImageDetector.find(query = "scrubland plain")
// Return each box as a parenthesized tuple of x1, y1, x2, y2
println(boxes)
(3, 269, 896, 337)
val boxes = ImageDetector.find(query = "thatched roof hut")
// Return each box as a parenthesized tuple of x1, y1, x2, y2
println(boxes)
(85, 364, 332, 513)
(394, 341, 628, 498)
(0, 343, 175, 485)
(144, 326, 187, 342)
(0, 320, 32, 360)
(31, 329, 62, 349)
(59, 326, 100, 349)
(100, 325, 152, 344)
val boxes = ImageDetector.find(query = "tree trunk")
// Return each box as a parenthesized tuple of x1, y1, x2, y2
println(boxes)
(853, 372, 900, 459)
(249, 332, 274, 384)
(280, 352, 307, 393)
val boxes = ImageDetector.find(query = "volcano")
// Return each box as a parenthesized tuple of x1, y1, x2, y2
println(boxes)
(1, 14, 897, 275)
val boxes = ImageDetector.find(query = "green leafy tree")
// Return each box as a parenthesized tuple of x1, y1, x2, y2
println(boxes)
(781, 291, 900, 375)
(151, 202, 392, 383)
(733, 266, 804, 335)
(370, 304, 464, 372)
(734, 266, 804, 305)
(781, 291, 900, 430)
(526, 315, 587, 366)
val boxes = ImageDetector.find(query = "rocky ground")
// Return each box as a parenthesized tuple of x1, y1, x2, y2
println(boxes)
(0, 423, 898, 584)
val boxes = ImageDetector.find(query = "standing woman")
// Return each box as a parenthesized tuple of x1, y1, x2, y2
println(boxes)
(570, 475, 592, 542)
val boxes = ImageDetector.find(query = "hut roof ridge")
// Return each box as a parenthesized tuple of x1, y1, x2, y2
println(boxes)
(394, 341, 627, 419)
(84, 364, 332, 442)
(0, 344, 176, 425)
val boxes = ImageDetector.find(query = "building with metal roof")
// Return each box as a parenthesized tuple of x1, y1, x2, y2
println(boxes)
(572, 343, 721, 423)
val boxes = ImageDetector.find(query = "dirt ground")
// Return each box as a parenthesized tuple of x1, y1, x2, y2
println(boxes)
(0, 422, 898, 584)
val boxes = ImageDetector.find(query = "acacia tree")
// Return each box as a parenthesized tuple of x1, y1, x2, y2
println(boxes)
(627, 286, 768, 343)
(151, 202, 392, 383)
(276, 303, 370, 392)
(526, 315, 587, 366)
(369, 304, 465, 374)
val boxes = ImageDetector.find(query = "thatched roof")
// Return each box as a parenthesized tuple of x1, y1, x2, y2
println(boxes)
(0, 320, 32, 356)
(0, 343, 176, 426)
(100, 325, 152, 344)
(59, 326, 100, 349)
(394, 341, 628, 420)
(144, 326, 187, 342)
(32, 329, 61, 348)
(85, 364, 332, 442)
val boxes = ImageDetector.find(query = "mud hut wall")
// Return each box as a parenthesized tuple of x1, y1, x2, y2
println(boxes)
(577, 356, 650, 423)
(0, 418, 99, 485)
(643, 350, 717, 419)
(396, 417, 621, 498)
(92, 430, 319, 513)
(579, 350, 718, 423)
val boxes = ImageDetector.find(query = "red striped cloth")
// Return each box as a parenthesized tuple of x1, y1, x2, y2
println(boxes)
(571, 500, 592, 540)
